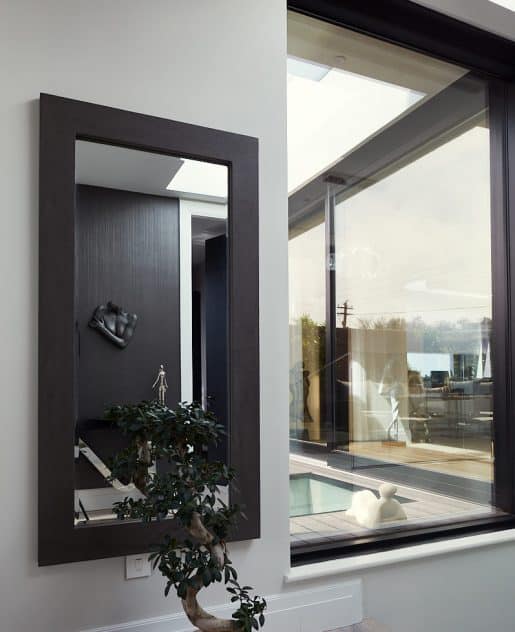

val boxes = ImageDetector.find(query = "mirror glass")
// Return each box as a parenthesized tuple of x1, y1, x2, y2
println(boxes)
(73, 140, 229, 525)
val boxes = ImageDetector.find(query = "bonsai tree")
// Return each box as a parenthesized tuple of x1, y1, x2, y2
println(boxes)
(105, 400, 266, 632)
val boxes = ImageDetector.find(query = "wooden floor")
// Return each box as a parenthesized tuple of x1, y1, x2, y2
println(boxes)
(348, 441, 493, 482)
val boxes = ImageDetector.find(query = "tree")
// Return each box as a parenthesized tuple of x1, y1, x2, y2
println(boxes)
(105, 400, 266, 632)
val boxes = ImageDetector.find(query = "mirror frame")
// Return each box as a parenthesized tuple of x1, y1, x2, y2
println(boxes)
(38, 93, 260, 565)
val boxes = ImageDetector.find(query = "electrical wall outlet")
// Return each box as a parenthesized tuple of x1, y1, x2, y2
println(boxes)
(125, 554, 152, 580)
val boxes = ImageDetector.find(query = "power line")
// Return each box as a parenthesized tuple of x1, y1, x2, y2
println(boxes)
(348, 304, 489, 316)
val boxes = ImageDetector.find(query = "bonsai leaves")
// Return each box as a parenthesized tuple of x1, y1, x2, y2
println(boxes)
(104, 400, 266, 632)
(226, 570, 267, 632)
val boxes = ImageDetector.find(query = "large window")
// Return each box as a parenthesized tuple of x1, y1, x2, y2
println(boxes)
(288, 10, 505, 557)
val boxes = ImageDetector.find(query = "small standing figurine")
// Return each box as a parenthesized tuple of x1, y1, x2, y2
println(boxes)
(152, 364, 168, 405)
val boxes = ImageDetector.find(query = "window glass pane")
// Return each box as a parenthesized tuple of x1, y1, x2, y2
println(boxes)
(289, 221, 326, 444)
(288, 11, 501, 547)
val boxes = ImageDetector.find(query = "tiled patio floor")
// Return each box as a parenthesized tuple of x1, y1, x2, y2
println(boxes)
(348, 441, 493, 482)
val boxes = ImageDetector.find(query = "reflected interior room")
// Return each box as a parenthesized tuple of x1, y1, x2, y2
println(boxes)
(73, 141, 228, 525)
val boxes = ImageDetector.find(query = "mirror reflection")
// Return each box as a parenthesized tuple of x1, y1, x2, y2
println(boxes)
(73, 140, 228, 525)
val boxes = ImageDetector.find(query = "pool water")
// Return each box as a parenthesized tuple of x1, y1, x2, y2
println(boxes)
(289, 473, 411, 517)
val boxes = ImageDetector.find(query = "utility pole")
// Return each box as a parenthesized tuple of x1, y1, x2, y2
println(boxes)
(337, 300, 354, 328)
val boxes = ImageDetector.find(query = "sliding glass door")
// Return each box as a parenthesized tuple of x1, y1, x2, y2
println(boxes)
(288, 10, 498, 547)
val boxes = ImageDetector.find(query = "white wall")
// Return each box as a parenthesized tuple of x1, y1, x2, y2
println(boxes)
(2, 1, 515, 631)
(0, 2, 288, 630)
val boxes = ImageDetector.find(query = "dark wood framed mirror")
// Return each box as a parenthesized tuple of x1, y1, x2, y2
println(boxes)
(38, 93, 260, 565)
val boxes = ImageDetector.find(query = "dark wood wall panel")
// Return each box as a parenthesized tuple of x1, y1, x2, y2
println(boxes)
(77, 185, 181, 426)
(205, 235, 228, 464)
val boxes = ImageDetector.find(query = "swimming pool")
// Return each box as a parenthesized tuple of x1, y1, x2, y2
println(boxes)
(289, 473, 411, 517)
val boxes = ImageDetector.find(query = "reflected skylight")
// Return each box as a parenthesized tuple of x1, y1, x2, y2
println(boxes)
(489, 0, 515, 10)
(287, 59, 425, 193)
(167, 159, 227, 199)
(75, 141, 228, 201)
(288, 56, 330, 81)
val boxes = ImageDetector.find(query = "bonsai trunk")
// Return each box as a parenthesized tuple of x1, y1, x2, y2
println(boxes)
(182, 586, 238, 632)
(134, 438, 151, 492)
(181, 511, 237, 632)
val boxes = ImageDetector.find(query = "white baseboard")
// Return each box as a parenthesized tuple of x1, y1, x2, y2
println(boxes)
(82, 580, 362, 632)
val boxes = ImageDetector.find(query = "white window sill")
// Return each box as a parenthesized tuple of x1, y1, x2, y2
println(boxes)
(285, 528, 515, 583)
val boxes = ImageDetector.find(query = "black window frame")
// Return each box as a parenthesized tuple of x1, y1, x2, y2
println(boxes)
(288, 0, 515, 567)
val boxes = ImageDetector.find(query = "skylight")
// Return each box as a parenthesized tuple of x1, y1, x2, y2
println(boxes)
(489, 0, 515, 10)
(167, 159, 228, 199)
(287, 59, 425, 193)
(287, 56, 330, 81)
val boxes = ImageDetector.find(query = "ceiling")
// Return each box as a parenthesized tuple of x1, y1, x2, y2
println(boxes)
(75, 140, 228, 204)
(191, 215, 227, 266)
